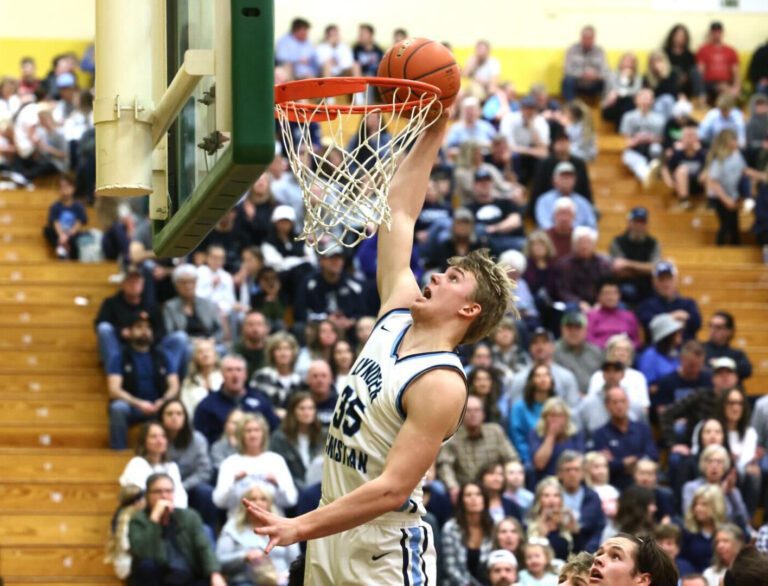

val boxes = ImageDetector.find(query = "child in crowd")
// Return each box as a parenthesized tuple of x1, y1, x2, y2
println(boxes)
(104, 485, 146, 580)
(583, 452, 619, 520)
(518, 539, 559, 586)
(43, 172, 87, 259)
(662, 123, 707, 209)
(504, 460, 534, 515)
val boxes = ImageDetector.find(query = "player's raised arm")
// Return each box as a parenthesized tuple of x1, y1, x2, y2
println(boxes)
(376, 113, 450, 315)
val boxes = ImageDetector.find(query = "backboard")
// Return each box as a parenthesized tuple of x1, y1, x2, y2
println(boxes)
(94, 0, 274, 259)
(156, 0, 275, 258)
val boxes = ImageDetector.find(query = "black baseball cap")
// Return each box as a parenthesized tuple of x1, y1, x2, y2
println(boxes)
(130, 310, 151, 326)
(474, 168, 493, 182)
(628, 207, 648, 222)
(530, 327, 554, 342)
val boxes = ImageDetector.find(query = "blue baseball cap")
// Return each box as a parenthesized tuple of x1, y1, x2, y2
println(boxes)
(56, 72, 76, 89)
(653, 260, 677, 277)
(628, 207, 648, 222)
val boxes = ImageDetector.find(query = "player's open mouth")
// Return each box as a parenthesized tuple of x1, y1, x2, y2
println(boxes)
(589, 568, 603, 583)
(423, 287, 432, 299)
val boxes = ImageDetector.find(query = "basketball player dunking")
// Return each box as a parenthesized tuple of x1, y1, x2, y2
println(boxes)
(244, 113, 514, 585)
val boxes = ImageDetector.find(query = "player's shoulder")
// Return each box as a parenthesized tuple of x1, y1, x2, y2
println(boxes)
(403, 368, 467, 412)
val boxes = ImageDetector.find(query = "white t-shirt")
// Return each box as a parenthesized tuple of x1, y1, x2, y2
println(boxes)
(587, 367, 650, 411)
(727, 427, 758, 474)
(469, 57, 501, 86)
(196, 265, 235, 313)
(213, 451, 298, 516)
(13, 103, 39, 158)
(315, 42, 355, 76)
(499, 111, 551, 148)
(296, 433, 311, 470)
(119, 457, 188, 508)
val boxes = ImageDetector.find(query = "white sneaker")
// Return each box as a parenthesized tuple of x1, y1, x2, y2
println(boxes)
(55, 246, 68, 259)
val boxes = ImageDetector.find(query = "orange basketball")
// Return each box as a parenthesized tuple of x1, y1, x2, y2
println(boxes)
(378, 38, 460, 112)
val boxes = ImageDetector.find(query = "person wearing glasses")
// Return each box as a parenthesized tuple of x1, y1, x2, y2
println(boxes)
(128, 473, 225, 586)
(703, 311, 752, 381)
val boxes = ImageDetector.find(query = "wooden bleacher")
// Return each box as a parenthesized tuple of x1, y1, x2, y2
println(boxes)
(0, 107, 766, 584)
(592, 118, 768, 395)
(0, 188, 126, 585)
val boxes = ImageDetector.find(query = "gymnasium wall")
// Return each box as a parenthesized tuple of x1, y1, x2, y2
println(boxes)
(0, 0, 93, 85)
(1, 0, 765, 93)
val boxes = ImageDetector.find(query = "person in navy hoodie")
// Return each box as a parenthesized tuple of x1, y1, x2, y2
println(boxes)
(193, 354, 279, 445)
(592, 385, 658, 489)
(557, 450, 606, 552)
(636, 260, 701, 341)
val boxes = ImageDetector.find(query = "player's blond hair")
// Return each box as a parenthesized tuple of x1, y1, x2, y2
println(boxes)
(559, 551, 594, 583)
(448, 249, 516, 345)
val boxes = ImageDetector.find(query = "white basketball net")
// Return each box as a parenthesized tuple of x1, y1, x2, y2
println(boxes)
(275, 82, 441, 254)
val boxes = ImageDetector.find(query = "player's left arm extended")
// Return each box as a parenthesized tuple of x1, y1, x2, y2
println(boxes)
(244, 369, 466, 552)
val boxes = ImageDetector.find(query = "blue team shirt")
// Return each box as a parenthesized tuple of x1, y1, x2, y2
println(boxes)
(48, 201, 87, 232)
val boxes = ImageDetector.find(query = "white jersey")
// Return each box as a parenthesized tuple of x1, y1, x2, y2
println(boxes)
(320, 308, 467, 522)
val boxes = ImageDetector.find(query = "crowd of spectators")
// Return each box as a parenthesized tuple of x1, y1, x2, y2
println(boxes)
(4, 16, 768, 586)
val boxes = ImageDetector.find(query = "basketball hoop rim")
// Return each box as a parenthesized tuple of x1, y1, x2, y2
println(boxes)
(274, 76, 442, 122)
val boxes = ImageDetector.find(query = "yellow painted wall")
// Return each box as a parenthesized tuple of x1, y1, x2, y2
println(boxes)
(0, 39, 92, 85)
(272, 0, 767, 51)
(1, 0, 765, 94)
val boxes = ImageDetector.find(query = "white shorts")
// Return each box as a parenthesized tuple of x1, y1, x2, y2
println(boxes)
(303, 519, 436, 585)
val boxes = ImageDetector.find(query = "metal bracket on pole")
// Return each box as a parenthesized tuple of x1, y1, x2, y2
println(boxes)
(151, 49, 215, 147)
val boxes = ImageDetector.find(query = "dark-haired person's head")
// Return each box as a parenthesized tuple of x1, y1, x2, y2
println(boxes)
(614, 485, 656, 535)
(709, 310, 735, 346)
(679, 339, 706, 377)
(590, 534, 678, 586)
(723, 546, 768, 585)
(596, 278, 621, 309)
(654, 523, 682, 561)
(290, 17, 310, 33)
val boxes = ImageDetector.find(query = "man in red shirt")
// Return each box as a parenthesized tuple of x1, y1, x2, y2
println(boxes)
(696, 21, 740, 104)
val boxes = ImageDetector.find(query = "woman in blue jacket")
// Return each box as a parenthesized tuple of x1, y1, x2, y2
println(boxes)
(508, 364, 556, 464)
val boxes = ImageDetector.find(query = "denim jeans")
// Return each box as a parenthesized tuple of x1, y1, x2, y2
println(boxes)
(130, 558, 208, 586)
(561, 75, 605, 102)
(108, 399, 154, 450)
(188, 482, 219, 530)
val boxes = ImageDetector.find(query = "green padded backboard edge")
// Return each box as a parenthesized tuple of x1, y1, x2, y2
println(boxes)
(152, 0, 275, 258)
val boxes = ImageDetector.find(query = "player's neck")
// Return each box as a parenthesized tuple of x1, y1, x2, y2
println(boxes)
(402, 320, 459, 354)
